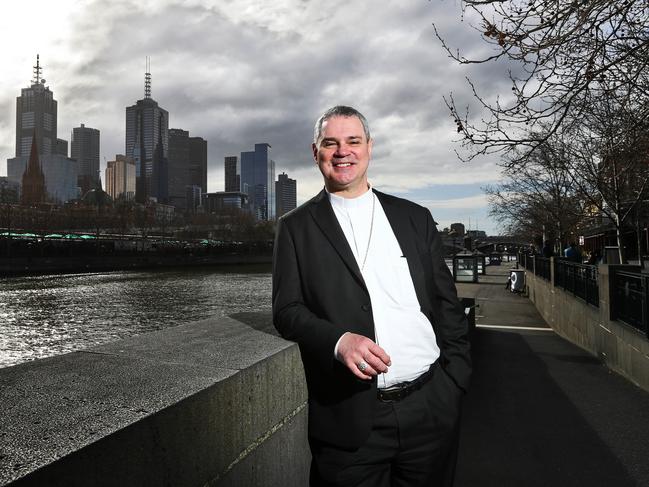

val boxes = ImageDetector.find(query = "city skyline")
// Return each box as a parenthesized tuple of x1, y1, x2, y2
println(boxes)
(0, 1, 510, 234)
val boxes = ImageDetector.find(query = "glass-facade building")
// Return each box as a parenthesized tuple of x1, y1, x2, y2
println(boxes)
(125, 97, 169, 203)
(240, 143, 275, 221)
(71, 124, 101, 195)
(168, 129, 207, 209)
(224, 156, 240, 192)
(15, 57, 58, 158)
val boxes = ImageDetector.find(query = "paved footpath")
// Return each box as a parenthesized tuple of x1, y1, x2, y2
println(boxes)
(454, 263, 649, 487)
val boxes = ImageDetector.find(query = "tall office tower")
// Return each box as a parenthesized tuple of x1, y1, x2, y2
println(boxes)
(72, 124, 101, 195)
(188, 136, 207, 194)
(168, 128, 190, 208)
(275, 172, 296, 218)
(21, 136, 46, 205)
(56, 139, 68, 157)
(105, 155, 136, 201)
(125, 60, 169, 203)
(167, 130, 207, 209)
(15, 55, 57, 157)
(224, 156, 240, 192)
(240, 143, 275, 221)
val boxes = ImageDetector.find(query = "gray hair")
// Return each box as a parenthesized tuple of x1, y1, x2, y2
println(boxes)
(313, 106, 371, 144)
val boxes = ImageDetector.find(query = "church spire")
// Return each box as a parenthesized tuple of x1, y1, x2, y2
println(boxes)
(21, 131, 47, 205)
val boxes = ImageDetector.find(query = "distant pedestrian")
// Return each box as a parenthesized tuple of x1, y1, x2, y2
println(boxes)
(542, 241, 554, 258)
(586, 248, 602, 265)
(564, 242, 582, 263)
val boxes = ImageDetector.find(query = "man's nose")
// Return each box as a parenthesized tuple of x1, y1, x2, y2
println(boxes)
(334, 144, 351, 156)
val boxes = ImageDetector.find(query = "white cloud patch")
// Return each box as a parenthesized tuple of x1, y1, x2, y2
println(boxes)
(420, 194, 488, 210)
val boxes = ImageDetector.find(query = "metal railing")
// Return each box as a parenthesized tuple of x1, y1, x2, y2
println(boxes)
(522, 253, 535, 272)
(611, 270, 649, 335)
(534, 256, 551, 281)
(554, 259, 599, 307)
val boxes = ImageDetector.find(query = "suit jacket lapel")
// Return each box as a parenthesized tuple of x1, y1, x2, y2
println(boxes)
(375, 190, 431, 310)
(308, 189, 368, 293)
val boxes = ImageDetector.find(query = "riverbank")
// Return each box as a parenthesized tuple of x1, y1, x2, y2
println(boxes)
(0, 253, 272, 277)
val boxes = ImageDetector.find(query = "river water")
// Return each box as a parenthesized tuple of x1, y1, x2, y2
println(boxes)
(0, 266, 272, 369)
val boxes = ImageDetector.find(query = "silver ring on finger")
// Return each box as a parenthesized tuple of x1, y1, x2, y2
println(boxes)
(358, 361, 368, 372)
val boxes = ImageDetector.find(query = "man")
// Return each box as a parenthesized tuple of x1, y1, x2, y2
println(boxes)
(564, 242, 582, 263)
(272, 106, 471, 486)
(542, 240, 554, 258)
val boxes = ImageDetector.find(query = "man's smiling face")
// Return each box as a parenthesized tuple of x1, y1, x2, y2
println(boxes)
(313, 115, 372, 198)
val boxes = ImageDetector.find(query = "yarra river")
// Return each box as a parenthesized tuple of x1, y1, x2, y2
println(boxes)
(0, 266, 272, 369)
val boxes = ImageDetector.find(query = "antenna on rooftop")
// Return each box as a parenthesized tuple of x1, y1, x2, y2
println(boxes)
(32, 54, 43, 84)
(144, 56, 151, 99)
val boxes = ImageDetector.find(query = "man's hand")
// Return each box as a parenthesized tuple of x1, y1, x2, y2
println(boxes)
(336, 333, 391, 380)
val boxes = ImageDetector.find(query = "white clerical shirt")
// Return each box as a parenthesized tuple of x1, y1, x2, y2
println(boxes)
(328, 187, 440, 389)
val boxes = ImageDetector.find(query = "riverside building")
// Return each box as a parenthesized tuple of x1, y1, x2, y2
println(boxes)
(125, 60, 169, 204)
(71, 124, 101, 195)
(7, 56, 78, 204)
(275, 172, 296, 218)
(240, 143, 275, 221)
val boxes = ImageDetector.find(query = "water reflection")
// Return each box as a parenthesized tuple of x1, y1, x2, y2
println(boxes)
(0, 267, 272, 368)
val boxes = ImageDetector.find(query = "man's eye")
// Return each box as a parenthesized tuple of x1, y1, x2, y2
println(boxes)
(323, 141, 336, 147)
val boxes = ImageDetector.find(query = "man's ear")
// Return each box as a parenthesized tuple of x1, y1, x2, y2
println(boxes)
(368, 138, 373, 159)
(312, 143, 318, 163)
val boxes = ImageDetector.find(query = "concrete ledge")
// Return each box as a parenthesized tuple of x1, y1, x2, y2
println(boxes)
(0, 313, 309, 486)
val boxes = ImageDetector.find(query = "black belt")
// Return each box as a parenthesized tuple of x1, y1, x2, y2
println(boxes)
(377, 364, 436, 402)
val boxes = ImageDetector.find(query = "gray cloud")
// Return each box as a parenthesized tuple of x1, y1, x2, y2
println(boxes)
(2, 0, 511, 232)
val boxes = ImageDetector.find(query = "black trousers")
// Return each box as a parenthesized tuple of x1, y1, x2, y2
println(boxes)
(310, 363, 462, 487)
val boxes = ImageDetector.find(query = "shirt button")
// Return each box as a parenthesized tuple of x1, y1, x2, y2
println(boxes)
(361, 304, 371, 312)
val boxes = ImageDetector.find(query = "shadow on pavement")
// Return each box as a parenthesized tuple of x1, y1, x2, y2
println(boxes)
(456, 328, 638, 487)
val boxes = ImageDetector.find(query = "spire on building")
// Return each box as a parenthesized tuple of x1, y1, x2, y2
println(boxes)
(144, 56, 151, 99)
(21, 131, 47, 205)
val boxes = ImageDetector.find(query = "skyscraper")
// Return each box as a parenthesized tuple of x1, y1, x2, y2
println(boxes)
(125, 61, 169, 203)
(71, 123, 100, 195)
(188, 136, 207, 194)
(105, 155, 136, 201)
(15, 55, 57, 157)
(8, 56, 78, 204)
(224, 156, 240, 192)
(168, 128, 190, 208)
(275, 172, 297, 218)
(240, 143, 275, 221)
(167, 129, 207, 209)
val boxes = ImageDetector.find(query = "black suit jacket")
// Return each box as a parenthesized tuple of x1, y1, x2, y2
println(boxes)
(272, 188, 471, 449)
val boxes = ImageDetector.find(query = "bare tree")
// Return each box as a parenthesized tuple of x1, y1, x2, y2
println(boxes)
(556, 93, 649, 263)
(436, 0, 649, 162)
(485, 137, 585, 246)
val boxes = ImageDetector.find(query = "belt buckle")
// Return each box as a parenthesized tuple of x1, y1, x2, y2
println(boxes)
(378, 383, 408, 403)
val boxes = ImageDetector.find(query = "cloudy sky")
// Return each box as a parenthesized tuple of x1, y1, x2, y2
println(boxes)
(0, 0, 511, 234)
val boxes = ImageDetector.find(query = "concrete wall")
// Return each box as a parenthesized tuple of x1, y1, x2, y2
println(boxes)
(525, 262, 649, 392)
(0, 312, 310, 487)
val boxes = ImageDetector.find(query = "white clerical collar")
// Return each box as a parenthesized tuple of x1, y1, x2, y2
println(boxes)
(327, 185, 374, 211)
